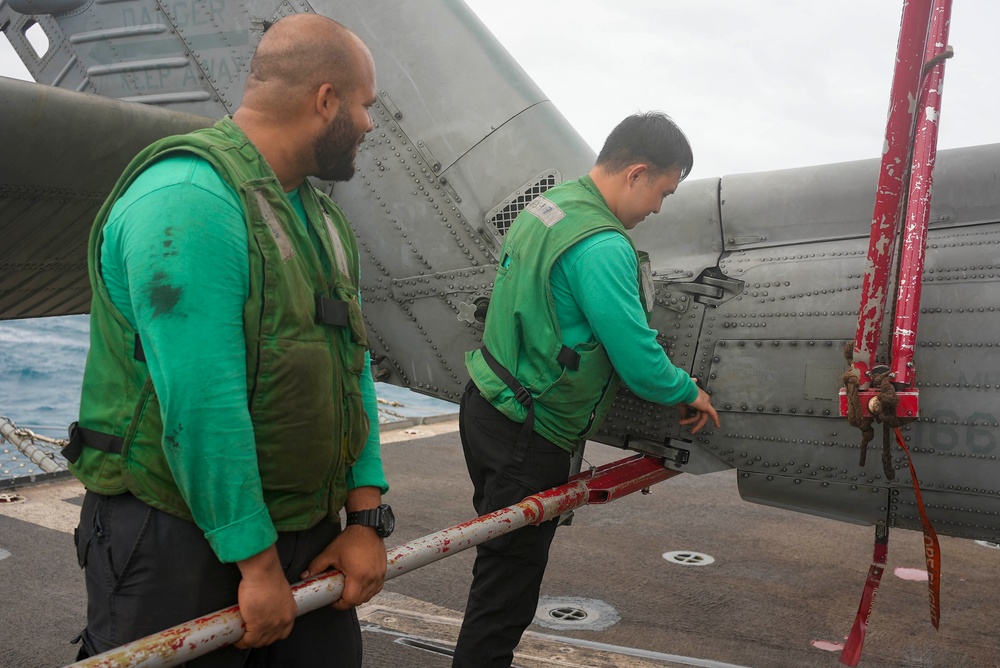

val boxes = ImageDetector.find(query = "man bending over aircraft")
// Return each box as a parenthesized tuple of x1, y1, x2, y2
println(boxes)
(454, 112, 721, 668)
(65, 14, 393, 666)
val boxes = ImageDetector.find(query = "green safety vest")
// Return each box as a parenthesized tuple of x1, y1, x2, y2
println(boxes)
(466, 175, 654, 451)
(70, 117, 369, 530)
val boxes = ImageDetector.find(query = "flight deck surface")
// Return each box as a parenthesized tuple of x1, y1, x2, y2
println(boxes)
(2, 421, 998, 668)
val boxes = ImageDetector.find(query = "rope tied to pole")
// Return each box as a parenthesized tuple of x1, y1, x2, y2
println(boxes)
(0, 416, 69, 474)
(872, 372, 900, 481)
(842, 369, 875, 462)
(841, 348, 900, 481)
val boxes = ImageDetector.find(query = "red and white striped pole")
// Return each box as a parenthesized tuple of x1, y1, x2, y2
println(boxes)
(68, 454, 680, 668)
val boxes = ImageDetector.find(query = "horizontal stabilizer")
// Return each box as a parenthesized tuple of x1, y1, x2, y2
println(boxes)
(0, 76, 211, 320)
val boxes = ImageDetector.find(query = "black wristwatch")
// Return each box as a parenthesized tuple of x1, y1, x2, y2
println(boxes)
(345, 503, 395, 538)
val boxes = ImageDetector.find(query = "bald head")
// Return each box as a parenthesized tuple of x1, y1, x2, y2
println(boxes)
(242, 14, 373, 119)
(233, 14, 376, 190)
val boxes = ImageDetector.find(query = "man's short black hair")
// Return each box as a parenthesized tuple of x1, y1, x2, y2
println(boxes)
(595, 111, 693, 180)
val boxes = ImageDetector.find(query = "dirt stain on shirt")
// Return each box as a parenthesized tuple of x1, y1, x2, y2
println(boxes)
(147, 271, 183, 317)
(164, 423, 184, 449)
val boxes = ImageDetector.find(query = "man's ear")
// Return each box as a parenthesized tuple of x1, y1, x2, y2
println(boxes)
(624, 163, 649, 187)
(314, 83, 340, 122)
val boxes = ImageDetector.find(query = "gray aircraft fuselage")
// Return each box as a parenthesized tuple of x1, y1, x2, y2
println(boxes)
(2, 0, 999, 543)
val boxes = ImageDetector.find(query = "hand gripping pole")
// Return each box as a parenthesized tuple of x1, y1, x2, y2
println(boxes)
(67, 455, 681, 668)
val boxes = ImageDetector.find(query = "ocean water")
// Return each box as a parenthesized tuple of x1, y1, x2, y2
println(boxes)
(0, 315, 456, 480)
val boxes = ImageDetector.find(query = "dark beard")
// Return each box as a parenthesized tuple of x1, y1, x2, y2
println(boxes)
(313, 106, 360, 182)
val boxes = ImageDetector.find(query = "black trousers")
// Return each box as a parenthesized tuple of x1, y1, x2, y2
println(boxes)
(452, 381, 572, 668)
(74, 491, 362, 667)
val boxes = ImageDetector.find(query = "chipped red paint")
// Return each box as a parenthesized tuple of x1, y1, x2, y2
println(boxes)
(838, 389, 919, 420)
(850, 0, 934, 386)
(845, 0, 951, 430)
(69, 608, 247, 668)
(68, 454, 677, 668)
(572, 454, 680, 502)
(889, 0, 952, 390)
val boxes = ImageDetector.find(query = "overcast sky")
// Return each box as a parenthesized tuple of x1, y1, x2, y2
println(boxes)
(3, 1, 998, 179)
(461, 0, 1000, 179)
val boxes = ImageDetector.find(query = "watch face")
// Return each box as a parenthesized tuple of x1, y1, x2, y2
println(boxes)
(378, 504, 395, 538)
(348, 504, 395, 537)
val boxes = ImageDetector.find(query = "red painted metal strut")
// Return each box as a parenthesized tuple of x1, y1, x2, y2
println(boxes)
(840, 0, 953, 419)
(889, 0, 953, 387)
(838, 2, 952, 665)
(849, 0, 934, 388)
(67, 454, 681, 668)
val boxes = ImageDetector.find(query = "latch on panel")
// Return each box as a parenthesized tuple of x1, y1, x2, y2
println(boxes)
(625, 436, 690, 467)
(417, 140, 442, 173)
(379, 89, 403, 121)
(652, 268, 694, 282)
(727, 235, 767, 246)
(665, 268, 744, 307)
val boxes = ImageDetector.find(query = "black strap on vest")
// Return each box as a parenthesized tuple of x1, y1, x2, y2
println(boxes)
(61, 421, 124, 464)
(64, 334, 143, 463)
(480, 347, 534, 463)
(480, 346, 580, 462)
(557, 345, 580, 371)
(478, 344, 580, 462)
(134, 333, 146, 362)
(315, 294, 350, 327)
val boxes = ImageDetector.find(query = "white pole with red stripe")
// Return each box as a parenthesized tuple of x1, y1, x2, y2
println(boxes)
(68, 454, 680, 668)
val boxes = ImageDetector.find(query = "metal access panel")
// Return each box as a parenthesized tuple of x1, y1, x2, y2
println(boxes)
(892, 486, 1000, 542)
(708, 338, 852, 417)
(691, 144, 1000, 531)
(739, 471, 889, 527)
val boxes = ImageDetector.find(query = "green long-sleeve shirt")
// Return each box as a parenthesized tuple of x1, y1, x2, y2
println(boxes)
(100, 154, 387, 562)
(551, 230, 698, 407)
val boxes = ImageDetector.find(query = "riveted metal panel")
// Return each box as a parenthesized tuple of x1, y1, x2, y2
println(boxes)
(892, 487, 1000, 542)
(629, 176, 723, 281)
(708, 339, 851, 417)
(705, 413, 889, 483)
(739, 471, 888, 526)
(332, 96, 592, 398)
(720, 143, 1000, 251)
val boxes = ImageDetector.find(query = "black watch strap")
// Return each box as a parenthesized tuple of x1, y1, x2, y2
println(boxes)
(346, 503, 394, 538)
(346, 508, 378, 526)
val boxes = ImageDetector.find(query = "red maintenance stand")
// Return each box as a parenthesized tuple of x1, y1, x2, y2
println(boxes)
(841, 0, 952, 423)
(838, 1, 952, 665)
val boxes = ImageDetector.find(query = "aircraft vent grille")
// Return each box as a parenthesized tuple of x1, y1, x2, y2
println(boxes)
(485, 169, 561, 238)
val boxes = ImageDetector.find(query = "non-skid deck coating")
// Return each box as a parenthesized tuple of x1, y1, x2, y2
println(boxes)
(2, 421, 998, 668)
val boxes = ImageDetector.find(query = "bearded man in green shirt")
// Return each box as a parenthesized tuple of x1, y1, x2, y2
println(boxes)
(454, 112, 721, 668)
(67, 15, 392, 667)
